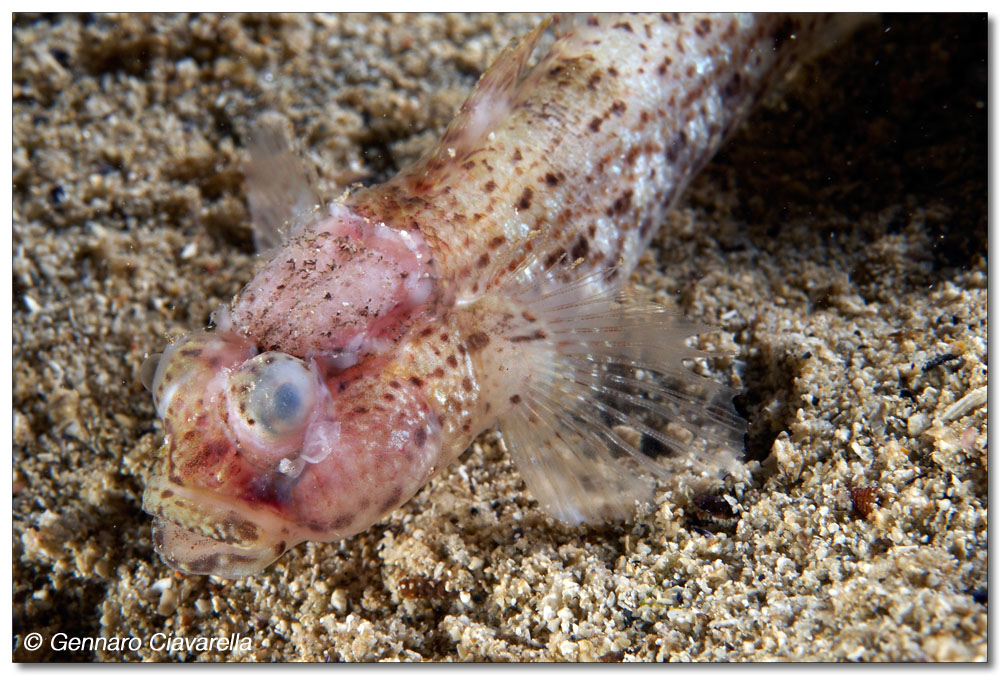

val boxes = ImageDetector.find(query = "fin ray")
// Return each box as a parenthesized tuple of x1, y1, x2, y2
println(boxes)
(496, 267, 746, 525)
(244, 112, 322, 251)
(501, 378, 656, 525)
(409, 18, 551, 190)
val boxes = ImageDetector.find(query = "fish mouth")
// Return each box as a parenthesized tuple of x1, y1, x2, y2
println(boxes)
(143, 476, 294, 578)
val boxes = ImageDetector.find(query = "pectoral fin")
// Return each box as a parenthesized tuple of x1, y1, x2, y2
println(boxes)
(497, 269, 746, 525)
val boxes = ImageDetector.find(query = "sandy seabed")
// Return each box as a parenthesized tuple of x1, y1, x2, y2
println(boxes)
(13, 13, 986, 662)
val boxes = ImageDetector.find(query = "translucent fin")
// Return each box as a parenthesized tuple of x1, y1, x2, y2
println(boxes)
(497, 269, 746, 525)
(412, 18, 550, 188)
(244, 112, 322, 251)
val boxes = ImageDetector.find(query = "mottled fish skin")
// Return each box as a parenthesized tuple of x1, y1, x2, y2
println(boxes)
(143, 13, 863, 577)
(353, 14, 849, 296)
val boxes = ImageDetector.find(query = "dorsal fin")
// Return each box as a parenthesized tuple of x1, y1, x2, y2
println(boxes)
(495, 268, 747, 524)
(244, 112, 322, 252)
(409, 18, 551, 190)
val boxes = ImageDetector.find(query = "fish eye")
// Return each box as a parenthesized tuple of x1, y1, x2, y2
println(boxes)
(227, 352, 317, 443)
(272, 381, 301, 420)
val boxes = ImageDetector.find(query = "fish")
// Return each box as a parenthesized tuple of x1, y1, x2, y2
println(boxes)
(141, 13, 865, 577)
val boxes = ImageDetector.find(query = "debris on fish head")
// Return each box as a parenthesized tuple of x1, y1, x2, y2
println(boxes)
(230, 202, 439, 372)
(140, 203, 445, 578)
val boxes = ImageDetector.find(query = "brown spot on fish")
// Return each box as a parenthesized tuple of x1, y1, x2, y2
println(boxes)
(381, 486, 403, 513)
(517, 187, 533, 211)
(193, 439, 229, 468)
(509, 330, 547, 343)
(466, 332, 490, 352)
(223, 516, 260, 545)
(607, 189, 634, 217)
(329, 513, 354, 530)
(185, 554, 225, 575)
(510, 394, 522, 405)
(657, 55, 673, 76)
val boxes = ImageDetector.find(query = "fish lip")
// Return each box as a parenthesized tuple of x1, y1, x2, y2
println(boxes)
(150, 518, 284, 578)
(143, 476, 298, 577)
(142, 476, 291, 552)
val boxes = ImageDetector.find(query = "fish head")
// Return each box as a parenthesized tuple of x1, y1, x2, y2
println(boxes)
(229, 204, 437, 366)
(141, 329, 442, 578)
(142, 330, 305, 577)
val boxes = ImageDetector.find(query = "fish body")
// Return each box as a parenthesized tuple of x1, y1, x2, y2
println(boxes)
(143, 13, 861, 577)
